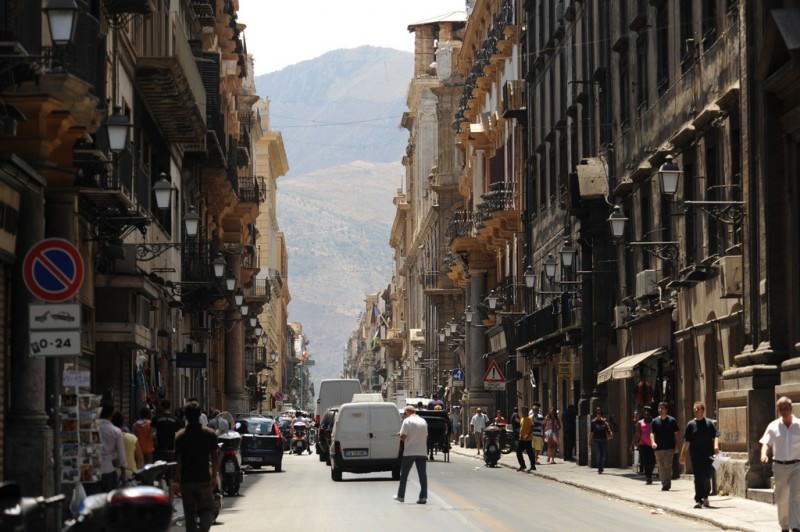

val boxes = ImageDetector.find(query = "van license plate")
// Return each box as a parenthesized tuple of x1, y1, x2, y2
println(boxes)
(224, 462, 236, 473)
(344, 449, 368, 457)
(245, 456, 262, 462)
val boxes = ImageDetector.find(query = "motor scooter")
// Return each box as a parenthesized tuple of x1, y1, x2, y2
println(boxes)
(291, 423, 311, 455)
(0, 462, 176, 532)
(218, 430, 243, 496)
(483, 423, 503, 467)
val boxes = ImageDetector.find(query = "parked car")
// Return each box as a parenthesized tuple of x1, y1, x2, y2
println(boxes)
(234, 416, 283, 472)
(316, 407, 338, 465)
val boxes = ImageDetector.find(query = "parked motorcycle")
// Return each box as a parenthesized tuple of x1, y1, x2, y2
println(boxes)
(483, 423, 503, 467)
(218, 430, 243, 496)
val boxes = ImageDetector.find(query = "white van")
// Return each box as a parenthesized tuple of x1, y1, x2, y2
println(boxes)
(315, 379, 362, 424)
(330, 401, 402, 481)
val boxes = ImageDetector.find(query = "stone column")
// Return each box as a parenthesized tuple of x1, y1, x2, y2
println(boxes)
(225, 255, 247, 413)
(6, 177, 53, 496)
(465, 271, 492, 412)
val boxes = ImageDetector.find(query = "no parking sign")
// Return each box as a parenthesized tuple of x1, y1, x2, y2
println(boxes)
(22, 238, 85, 302)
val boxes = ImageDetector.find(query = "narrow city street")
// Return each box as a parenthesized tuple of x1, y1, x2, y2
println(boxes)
(173, 452, 720, 532)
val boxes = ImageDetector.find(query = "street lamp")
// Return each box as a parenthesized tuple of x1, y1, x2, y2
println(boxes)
(464, 305, 473, 324)
(544, 254, 558, 281)
(234, 290, 244, 307)
(560, 240, 576, 268)
(487, 289, 499, 309)
(225, 275, 236, 291)
(249, 315, 257, 328)
(449, 318, 458, 334)
(43, 0, 78, 46)
(607, 204, 628, 239)
(658, 154, 682, 196)
(212, 254, 226, 279)
(255, 321, 263, 337)
(153, 173, 173, 211)
(524, 265, 535, 289)
(183, 205, 200, 238)
(240, 303, 249, 316)
(105, 106, 131, 152)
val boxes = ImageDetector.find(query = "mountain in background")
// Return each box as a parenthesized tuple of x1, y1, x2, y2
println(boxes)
(256, 46, 413, 176)
(254, 46, 411, 385)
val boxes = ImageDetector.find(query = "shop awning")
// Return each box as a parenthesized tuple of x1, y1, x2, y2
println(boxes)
(596, 347, 666, 385)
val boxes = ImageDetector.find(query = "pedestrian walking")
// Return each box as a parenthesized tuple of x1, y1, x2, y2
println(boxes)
(650, 401, 681, 491)
(589, 406, 613, 473)
(112, 411, 143, 478)
(510, 407, 521, 438)
(152, 399, 183, 462)
(97, 402, 127, 491)
(544, 407, 561, 464)
(531, 403, 545, 465)
(133, 406, 155, 464)
(563, 404, 576, 462)
(516, 405, 535, 471)
(394, 406, 428, 504)
(680, 401, 720, 509)
(759, 396, 800, 532)
(470, 408, 488, 455)
(174, 400, 219, 532)
(449, 406, 461, 444)
(631, 406, 655, 484)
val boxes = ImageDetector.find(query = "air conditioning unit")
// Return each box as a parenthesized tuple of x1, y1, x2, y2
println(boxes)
(635, 270, 660, 299)
(409, 329, 425, 344)
(613, 305, 630, 327)
(719, 255, 743, 298)
(501, 80, 525, 118)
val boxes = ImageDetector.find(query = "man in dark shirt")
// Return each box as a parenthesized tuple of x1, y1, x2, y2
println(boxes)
(174, 400, 218, 532)
(562, 405, 576, 462)
(152, 399, 183, 461)
(650, 401, 680, 491)
(680, 401, 720, 509)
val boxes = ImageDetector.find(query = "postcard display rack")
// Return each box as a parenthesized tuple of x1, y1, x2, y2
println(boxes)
(59, 393, 103, 485)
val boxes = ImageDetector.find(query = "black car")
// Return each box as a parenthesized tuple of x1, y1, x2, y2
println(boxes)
(315, 408, 337, 465)
(234, 416, 283, 471)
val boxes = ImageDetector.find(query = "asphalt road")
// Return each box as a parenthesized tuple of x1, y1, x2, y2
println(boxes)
(171, 451, 722, 532)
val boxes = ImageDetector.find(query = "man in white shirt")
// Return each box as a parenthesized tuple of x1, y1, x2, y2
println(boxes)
(394, 406, 428, 504)
(760, 396, 800, 532)
(97, 402, 127, 491)
(470, 408, 488, 455)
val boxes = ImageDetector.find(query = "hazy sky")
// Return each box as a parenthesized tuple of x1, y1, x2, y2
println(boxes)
(237, 0, 467, 75)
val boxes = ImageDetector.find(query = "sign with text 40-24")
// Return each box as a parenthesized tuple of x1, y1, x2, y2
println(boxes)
(30, 330, 81, 356)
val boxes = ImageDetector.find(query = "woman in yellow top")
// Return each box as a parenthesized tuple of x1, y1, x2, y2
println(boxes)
(112, 412, 144, 478)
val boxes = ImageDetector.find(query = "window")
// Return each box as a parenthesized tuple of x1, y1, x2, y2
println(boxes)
(680, 0, 694, 66)
(682, 149, 698, 264)
(656, 3, 669, 94)
(619, 49, 630, 127)
(636, 33, 648, 111)
(702, 0, 718, 48)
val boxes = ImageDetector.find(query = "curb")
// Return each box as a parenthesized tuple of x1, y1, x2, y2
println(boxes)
(449, 447, 758, 532)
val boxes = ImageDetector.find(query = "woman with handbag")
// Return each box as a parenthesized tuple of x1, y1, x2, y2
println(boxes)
(543, 408, 561, 464)
(589, 407, 613, 473)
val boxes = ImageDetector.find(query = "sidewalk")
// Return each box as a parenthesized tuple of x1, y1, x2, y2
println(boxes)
(450, 446, 779, 532)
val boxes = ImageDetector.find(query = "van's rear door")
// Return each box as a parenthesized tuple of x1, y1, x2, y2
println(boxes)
(338, 404, 371, 460)
(369, 404, 402, 460)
